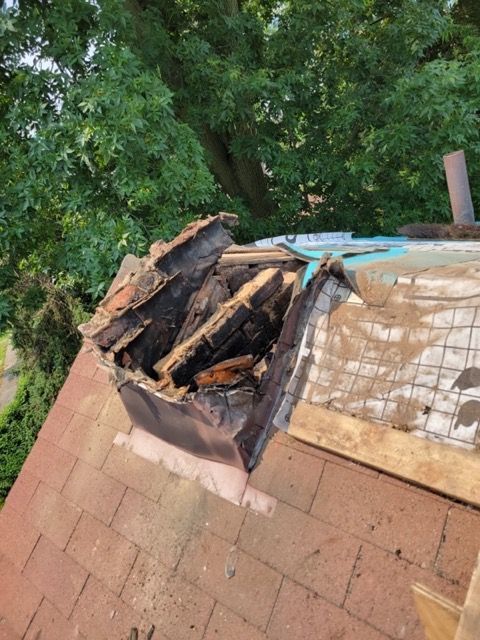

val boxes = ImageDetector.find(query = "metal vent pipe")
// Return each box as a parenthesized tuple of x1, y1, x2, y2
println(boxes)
(443, 150, 475, 224)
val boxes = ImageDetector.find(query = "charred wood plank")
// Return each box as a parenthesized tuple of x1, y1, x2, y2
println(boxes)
(153, 268, 284, 391)
(173, 272, 230, 347)
(125, 272, 195, 375)
(151, 216, 234, 286)
(217, 266, 260, 295)
(79, 214, 236, 361)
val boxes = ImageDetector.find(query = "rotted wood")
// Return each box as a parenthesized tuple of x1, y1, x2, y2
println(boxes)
(194, 355, 254, 386)
(153, 268, 287, 392)
(216, 265, 260, 294)
(173, 270, 230, 347)
(81, 215, 235, 374)
(123, 272, 196, 375)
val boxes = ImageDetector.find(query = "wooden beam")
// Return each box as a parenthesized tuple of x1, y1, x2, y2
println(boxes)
(455, 553, 480, 640)
(218, 252, 294, 266)
(411, 583, 461, 640)
(153, 268, 286, 391)
(289, 403, 480, 507)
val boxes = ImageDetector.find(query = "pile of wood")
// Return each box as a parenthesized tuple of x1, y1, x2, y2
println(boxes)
(79, 214, 302, 398)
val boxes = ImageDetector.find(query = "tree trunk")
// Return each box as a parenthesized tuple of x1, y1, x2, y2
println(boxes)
(126, 0, 276, 218)
(201, 126, 274, 218)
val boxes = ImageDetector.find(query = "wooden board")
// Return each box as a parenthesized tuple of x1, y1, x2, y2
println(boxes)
(455, 553, 480, 640)
(412, 583, 461, 640)
(218, 253, 294, 265)
(290, 402, 480, 507)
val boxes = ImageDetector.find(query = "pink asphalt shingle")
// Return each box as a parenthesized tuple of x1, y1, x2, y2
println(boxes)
(0, 343, 478, 639)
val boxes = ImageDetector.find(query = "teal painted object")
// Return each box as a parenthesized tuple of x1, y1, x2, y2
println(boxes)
(343, 247, 407, 267)
(300, 246, 408, 287)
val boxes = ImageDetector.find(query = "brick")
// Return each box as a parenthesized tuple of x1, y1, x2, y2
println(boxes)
(70, 349, 98, 378)
(272, 430, 379, 477)
(59, 413, 116, 468)
(22, 438, 76, 492)
(0, 554, 42, 637)
(0, 504, 39, 570)
(4, 470, 39, 514)
(0, 617, 21, 640)
(268, 578, 389, 640)
(311, 462, 448, 567)
(379, 472, 450, 505)
(24, 536, 88, 617)
(159, 475, 246, 544)
(97, 390, 132, 433)
(71, 576, 155, 640)
(112, 488, 194, 568)
(94, 366, 111, 384)
(204, 603, 267, 640)
(67, 512, 137, 595)
(27, 482, 82, 549)
(24, 598, 86, 640)
(103, 444, 170, 501)
(178, 529, 282, 630)
(345, 544, 465, 640)
(122, 550, 214, 640)
(241, 484, 277, 515)
(250, 441, 324, 511)
(38, 403, 74, 443)
(63, 459, 126, 526)
(56, 372, 110, 420)
(437, 506, 480, 587)
(238, 501, 359, 605)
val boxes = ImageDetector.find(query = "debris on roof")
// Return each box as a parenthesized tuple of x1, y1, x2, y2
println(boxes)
(80, 214, 480, 493)
(79, 214, 324, 470)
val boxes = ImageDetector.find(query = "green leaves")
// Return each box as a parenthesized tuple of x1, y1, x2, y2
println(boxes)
(2, 0, 480, 319)
(0, 5, 215, 318)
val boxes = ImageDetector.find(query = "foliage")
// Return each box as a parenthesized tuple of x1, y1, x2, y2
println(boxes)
(2, 3, 480, 257)
(1, 1, 480, 307)
(0, 278, 83, 500)
(121, 0, 480, 235)
(0, 370, 60, 501)
(0, 332, 8, 375)
(11, 276, 86, 371)
(260, 0, 479, 234)
(0, 3, 215, 314)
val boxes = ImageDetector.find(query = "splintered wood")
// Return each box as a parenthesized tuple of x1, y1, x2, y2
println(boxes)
(78, 213, 305, 468)
(79, 213, 303, 394)
(153, 268, 294, 394)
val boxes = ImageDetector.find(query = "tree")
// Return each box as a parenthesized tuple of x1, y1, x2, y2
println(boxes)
(123, 0, 480, 233)
(125, 0, 279, 218)
(0, 1, 215, 311)
(2, 0, 480, 320)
